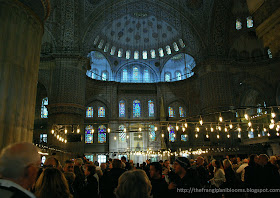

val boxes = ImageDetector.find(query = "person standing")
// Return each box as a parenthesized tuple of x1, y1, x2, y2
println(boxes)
(149, 162, 168, 198)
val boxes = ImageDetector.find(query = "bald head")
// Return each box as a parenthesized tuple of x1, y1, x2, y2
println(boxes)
(258, 154, 269, 166)
(196, 156, 204, 166)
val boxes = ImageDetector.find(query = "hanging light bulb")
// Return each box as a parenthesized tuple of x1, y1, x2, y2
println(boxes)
(224, 127, 228, 132)
(196, 127, 200, 132)
(114, 136, 116, 140)
(65, 139, 67, 143)
(182, 127, 186, 132)
(276, 127, 279, 132)
(138, 134, 141, 138)
(229, 123, 233, 129)
(154, 127, 157, 131)
(176, 125, 179, 131)
(139, 127, 142, 132)
(238, 132, 241, 138)
(167, 126, 170, 131)
(124, 128, 127, 132)
(210, 125, 214, 132)
(65, 129, 67, 134)
(271, 112, 276, 118)
(227, 134, 230, 138)
(237, 125, 242, 132)
(161, 133, 164, 137)
(108, 128, 110, 133)
(206, 134, 209, 139)
(173, 134, 176, 138)
(247, 132, 250, 138)
(269, 123, 275, 129)
(218, 126, 222, 131)
(195, 133, 198, 138)
(184, 123, 188, 128)
(271, 119, 275, 124)
(127, 135, 129, 139)
(77, 128, 80, 133)
(267, 133, 271, 137)
(217, 134, 220, 139)
(199, 116, 203, 125)
(219, 114, 223, 122)
(277, 132, 280, 136)
(57, 135, 59, 139)
(258, 134, 261, 137)
(51, 130, 54, 134)
(244, 113, 249, 120)
(250, 128, 254, 132)
(62, 138, 64, 142)
(263, 127, 267, 132)
(248, 121, 252, 127)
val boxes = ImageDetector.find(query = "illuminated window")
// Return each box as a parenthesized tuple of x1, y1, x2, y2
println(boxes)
(126, 50, 131, 59)
(134, 51, 139, 60)
(98, 125, 106, 143)
(169, 125, 175, 142)
(93, 36, 100, 45)
(179, 107, 185, 117)
(159, 48, 164, 57)
(247, 16, 253, 28)
(149, 125, 156, 141)
(41, 97, 48, 118)
(166, 45, 172, 55)
(236, 19, 242, 30)
(268, 49, 273, 58)
(104, 43, 110, 52)
(173, 42, 179, 51)
(179, 39, 185, 48)
(165, 72, 171, 82)
(122, 69, 128, 82)
(181, 134, 188, 142)
(175, 71, 182, 80)
(119, 125, 126, 142)
(86, 107, 94, 117)
(91, 69, 98, 79)
(143, 69, 150, 83)
(119, 100, 125, 117)
(40, 134, 47, 143)
(143, 51, 148, 59)
(169, 107, 174, 117)
(85, 125, 93, 144)
(248, 131, 254, 139)
(133, 67, 139, 82)
(110, 46, 116, 55)
(98, 107, 105, 117)
(118, 48, 123, 58)
(98, 39, 104, 49)
(98, 155, 106, 164)
(151, 49, 156, 58)
(101, 71, 108, 81)
(148, 100, 154, 117)
(133, 100, 141, 118)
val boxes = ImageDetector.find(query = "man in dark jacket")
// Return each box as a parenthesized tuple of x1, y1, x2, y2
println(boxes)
(196, 156, 209, 187)
(82, 165, 98, 198)
(150, 162, 169, 198)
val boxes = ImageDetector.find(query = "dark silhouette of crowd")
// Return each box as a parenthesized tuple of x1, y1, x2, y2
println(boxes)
(0, 142, 280, 198)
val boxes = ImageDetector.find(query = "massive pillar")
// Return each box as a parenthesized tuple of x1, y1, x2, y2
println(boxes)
(0, 0, 50, 150)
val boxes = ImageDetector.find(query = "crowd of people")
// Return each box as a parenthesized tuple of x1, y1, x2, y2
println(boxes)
(0, 142, 280, 198)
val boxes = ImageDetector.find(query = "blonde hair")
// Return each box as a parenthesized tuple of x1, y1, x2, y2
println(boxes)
(35, 168, 73, 198)
(115, 170, 152, 198)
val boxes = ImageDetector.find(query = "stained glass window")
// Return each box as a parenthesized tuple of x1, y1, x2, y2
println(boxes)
(159, 48, 164, 57)
(41, 97, 48, 118)
(144, 69, 150, 83)
(248, 131, 254, 139)
(169, 107, 174, 117)
(236, 19, 242, 30)
(179, 39, 185, 48)
(86, 107, 94, 117)
(126, 50, 131, 59)
(133, 67, 139, 82)
(173, 42, 179, 51)
(148, 100, 154, 117)
(122, 69, 128, 82)
(85, 125, 93, 144)
(176, 71, 182, 80)
(119, 100, 125, 117)
(169, 125, 175, 142)
(247, 16, 253, 28)
(165, 73, 171, 82)
(98, 125, 106, 143)
(143, 51, 148, 59)
(110, 46, 116, 55)
(98, 107, 105, 117)
(181, 134, 188, 142)
(134, 51, 139, 60)
(101, 71, 107, 81)
(133, 100, 141, 118)
(91, 69, 98, 79)
(179, 107, 185, 117)
(151, 49, 156, 58)
(40, 134, 47, 143)
(119, 125, 126, 142)
(149, 125, 156, 141)
(118, 48, 123, 58)
(104, 43, 110, 52)
(93, 36, 99, 45)
(166, 45, 172, 55)
(98, 39, 104, 49)
(268, 49, 272, 58)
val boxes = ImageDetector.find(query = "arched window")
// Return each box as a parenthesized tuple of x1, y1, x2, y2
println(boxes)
(143, 51, 148, 59)
(110, 46, 116, 55)
(98, 107, 105, 117)
(132, 67, 139, 82)
(169, 125, 175, 142)
(179, 39, 185, 48)
(134, 51, 139, 60)
(91, 69, 98, 80)
(173, 42, 179, 51)
(101, 71, 108, 81)
(143, 69, 150, 83)
(133, 100, 141, 118)
(122, 69, 128, 82)
(118, 48, 123, 58)
(126, 50, 131, 59)
(179, 107, 185, 117)
(169, 107, 174, 117)
(248, 131, 254, 139)
(98, 125, 106, 143)
(41, 97, 48, 118)
(93, 36, 100, 45)
(150, 49, 156, 58)
(175, 71, 182, 81)
(86, 107, 94, 118)
(268, 49, 273, 58)
(119, 125, 126, 142)
(159, 48, 164, 57)
(119, 100, 125, 117)
(166, 45, 172, 55)
(85, 125, 93, 144)
(247, 16, 253, 28)
(236, 19, 242, 30)
(149, 125, 156, 141)
(104, 43, 110, 52)
(148, 100, 154, 117)
(181, 134, 188, 142)
(165, 72, 171, 82)
(98, 39, 104, 49)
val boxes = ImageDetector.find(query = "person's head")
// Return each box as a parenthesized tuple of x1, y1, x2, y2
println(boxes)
(113, 159, 122, 169)
(74, 158, 83, 167)
(196, 156, 204, 166)
(101, 163, 107, 170)
(63, 160, 74, 173)
(164, 160, 170, 168)
(43, 157, 59, 169)
(243, 158, 249, 164)
(269, 156, 277, 165)
(85, 165, 96, 176)
(150, 162, 162, 179)
(174, 157, 190, 176)
(121, 156, 126, 162)
(223, 159, 233, 169)
(213, 160, 223, 169)
(258, 154, 269, 166)
(64, 172, 76, 185)
(115, 170, 152, 198)
(237, 157, 241, 163)
(159, 160, 163, 166)
(35, 168, 72, 198)
(248, 154, 258, 166)
(0, 142, 41, 190)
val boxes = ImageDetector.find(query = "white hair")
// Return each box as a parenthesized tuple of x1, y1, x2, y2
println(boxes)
(0, 142, 40, 179)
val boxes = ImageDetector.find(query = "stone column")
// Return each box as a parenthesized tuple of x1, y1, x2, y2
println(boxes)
(0, 0, 49, 150)
(270, 143, 280, 155)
